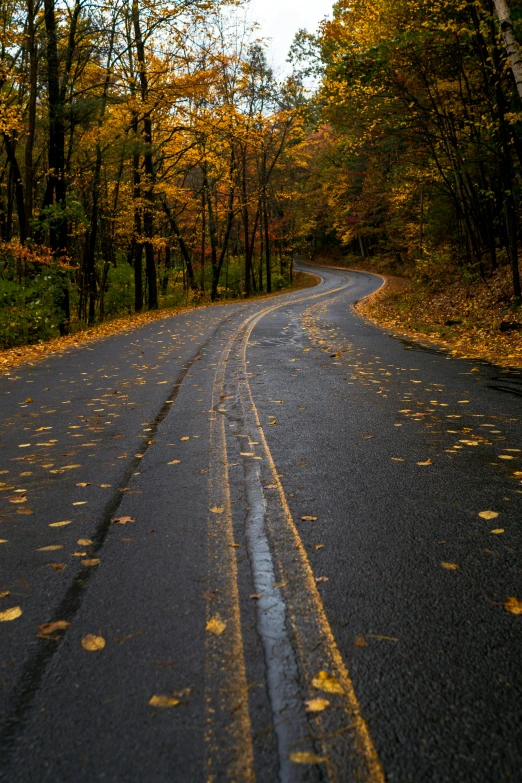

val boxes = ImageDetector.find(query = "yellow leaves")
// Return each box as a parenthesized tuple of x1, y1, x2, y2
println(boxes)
(111, 516, 135, 525)
(0, 606, 22, 622)
(305, 698, 330, 712)
(315, 576, 329, 583)
(289, 752, 327, 765)
(499, 455, 513, 460)
(441, 562, 459, 570)
(504, 597, 522, 615)
(24, 397, 33, 404)
(312, 671, 344, 694)
(0, 539, 7, 544)
(0, 591, 9, 599)
(81, 558, 100, 567)
(269, 419, 277, 425)
(77, 539, 93, 546)
(300, 515, 317, 521)
(210, 506, 224, 514)
(416, 458, 433, 466)
(51, 563, 66, 571)
(81, 634, 106, 651)
(181, 436, 190, 441)
(72, 501, 87, 506)
(38, 545, 63, 551)
(206, 615, 226, 635)
(168, 460, 180, 465)
(38, 620, 70, 636)
(354, 635, 368, 647)
(490, 529, 504, 535)
(478, 510, 498, 520)
(49, 520, 72, 527)
(149, 694, 180, 708)
(391, 457, 404, 462)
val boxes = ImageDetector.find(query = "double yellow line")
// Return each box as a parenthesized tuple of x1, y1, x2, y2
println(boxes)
(205, 276, 385, 782)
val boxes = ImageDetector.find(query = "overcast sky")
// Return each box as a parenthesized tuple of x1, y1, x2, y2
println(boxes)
(247, 0, 334, 76)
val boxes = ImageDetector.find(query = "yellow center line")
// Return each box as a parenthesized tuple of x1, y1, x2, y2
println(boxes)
(237, 286, 385, 781)
(204, 270, 380, 780)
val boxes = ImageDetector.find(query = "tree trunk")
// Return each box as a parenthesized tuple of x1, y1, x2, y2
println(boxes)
(494, 0, 522, 102)
(132, 0, 157, 309)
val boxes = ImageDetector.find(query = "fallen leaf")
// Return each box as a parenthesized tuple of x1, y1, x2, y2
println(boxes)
(24, 398, 33, 404)
(441, 562, 459, 570)
(0, 539, 7, 544)
(72, 552, 87, 557)
(168, 460, 180, 465)
(490, 528, 504, 535)
(0, 591, 9, 599)
(206, 615, 226, 635)
(76, 483, 91, 488)
(354, 635, 368, 647)
(0, 606, 22, 622)
(49, 520, 72, 528)
(148, 694, 180, 708)
(210, 506, 224, 514)
(504, 596, 522, 615)
(111, 516, 135, 525)
(479, 510, 499, 520)
(269, 420, 277, 425)
(77, 539, 93, 546)
(38, 545, 63, 551)
(315, 576, 329, 583)
(81, 633, 106, 651)
(499, 455, 514, 460)
(289, 752, 327, 765)
(51, 563, 66, 571)
(417, 459, 433, 466)
(249, 593, 262, 599)
(312, 670, 344, 694)
(81, 558, 100, 567)
(391, 457, 405, 462)
(300, 515, 317, 521)
(314, 544, 325, 550)
(305, 698, 330, 712)
(38, 620, 70, 635)
(100, 484, 111, 488)
(181, 436, 190, 441)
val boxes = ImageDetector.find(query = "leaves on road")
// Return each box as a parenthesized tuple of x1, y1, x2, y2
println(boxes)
(38, 620, 70, 636)
(206, 615, 226, 635)
(0, 606, 22, 622)
(479, 510, 498, 520)
(305, 698, 330, 712)
(81, 634, 106, 651)
(111, 516, 135, 525)
(148, 694, 180, 708)
(312, 670, 344, 694)
(417, 458, 433, 466)
(289, 752, 327, 765)
(210, 506, 224, 514)
(300, 515, 317, 521)
(441, 562, 459, 570)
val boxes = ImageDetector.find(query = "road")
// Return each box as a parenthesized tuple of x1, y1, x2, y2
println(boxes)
(0, 262, 521, 782)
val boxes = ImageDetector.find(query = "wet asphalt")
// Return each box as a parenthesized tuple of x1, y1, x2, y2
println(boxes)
(0, 263, 521, 782)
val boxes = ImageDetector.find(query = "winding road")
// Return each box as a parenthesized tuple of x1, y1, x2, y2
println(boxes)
(0, 262, 521, 782)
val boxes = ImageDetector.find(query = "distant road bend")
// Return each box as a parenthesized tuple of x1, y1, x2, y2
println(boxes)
(0, 262, 521, 782)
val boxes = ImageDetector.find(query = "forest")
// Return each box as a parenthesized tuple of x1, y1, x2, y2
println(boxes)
(1, 0, 522, 348)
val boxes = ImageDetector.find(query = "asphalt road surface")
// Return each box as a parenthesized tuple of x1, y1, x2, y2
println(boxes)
(1, 262, 521, 783)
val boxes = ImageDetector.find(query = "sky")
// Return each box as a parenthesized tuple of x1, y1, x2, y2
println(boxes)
(247, 0, 334, 76)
